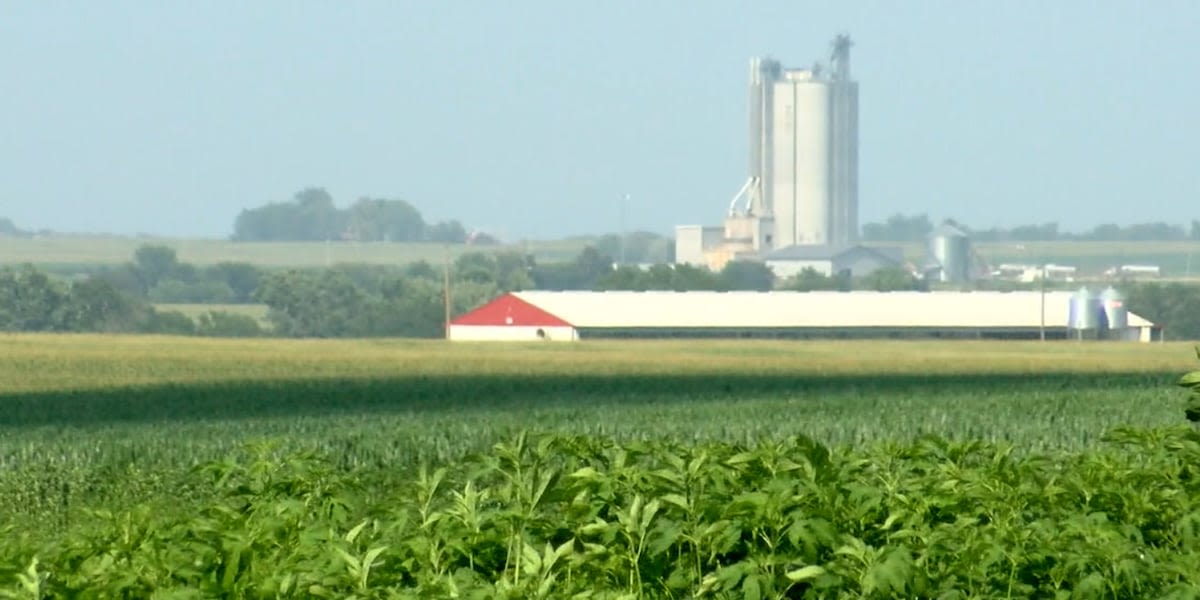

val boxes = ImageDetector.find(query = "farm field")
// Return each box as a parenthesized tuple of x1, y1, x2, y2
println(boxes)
(3, 335, 1200, 596)
(3, 233, 1200, 275)
(0, 235, 588, 268)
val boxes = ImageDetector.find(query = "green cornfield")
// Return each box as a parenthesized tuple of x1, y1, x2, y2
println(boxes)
(3, 334, 1200, 597)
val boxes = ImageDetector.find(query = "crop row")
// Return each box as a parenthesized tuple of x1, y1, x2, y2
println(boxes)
(0, 369, 1185, 528)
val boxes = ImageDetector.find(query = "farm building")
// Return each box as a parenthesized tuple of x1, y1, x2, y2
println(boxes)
(762, 244, 905, 279)
(448, 290, 1161, 343)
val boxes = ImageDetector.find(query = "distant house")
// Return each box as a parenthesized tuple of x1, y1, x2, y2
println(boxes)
(763, 244, 904, 279)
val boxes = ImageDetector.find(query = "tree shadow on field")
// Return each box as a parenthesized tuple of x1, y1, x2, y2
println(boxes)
(0, 371, 1177, 428)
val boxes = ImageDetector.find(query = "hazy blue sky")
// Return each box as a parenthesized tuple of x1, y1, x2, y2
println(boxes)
(2, 1, 1197, 240)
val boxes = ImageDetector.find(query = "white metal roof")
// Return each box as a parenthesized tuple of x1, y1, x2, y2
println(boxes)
(511, 291, 1155, 329)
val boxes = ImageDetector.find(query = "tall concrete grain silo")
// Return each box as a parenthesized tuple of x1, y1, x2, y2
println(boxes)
(773, 69, 832, 246)
(726, 35, 859, 250)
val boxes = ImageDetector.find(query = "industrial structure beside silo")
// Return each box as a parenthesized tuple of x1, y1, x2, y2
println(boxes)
(676, 34, 869, 272)
(924, 223, 972, 283)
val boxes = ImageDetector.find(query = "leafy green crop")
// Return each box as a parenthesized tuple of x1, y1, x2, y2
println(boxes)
(7, 429, 1200, 597)
(3, 336, 1200, 596)
(1179, 347, 1200, 423)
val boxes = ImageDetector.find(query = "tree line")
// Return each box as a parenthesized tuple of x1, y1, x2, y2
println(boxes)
(9, 240, 1196, 338)
(864, 213, 1200, 243)
(231, 187, 475, 244)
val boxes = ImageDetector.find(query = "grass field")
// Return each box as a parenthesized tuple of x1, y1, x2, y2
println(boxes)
(0, 235, 590, 268)
(4, 234, 1200, 275)
(4, 335, 1200, 596)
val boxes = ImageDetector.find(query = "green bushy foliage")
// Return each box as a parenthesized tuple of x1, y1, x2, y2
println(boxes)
(7, 430, 1200, 597)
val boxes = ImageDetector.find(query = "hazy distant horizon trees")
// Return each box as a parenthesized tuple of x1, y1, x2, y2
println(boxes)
(862, 213, 1200, 243)
(0, 218, 32, 238)
(231, 187, 469, 244)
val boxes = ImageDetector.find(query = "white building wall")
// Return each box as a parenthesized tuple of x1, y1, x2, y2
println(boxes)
(674, 225, 725, 267)
(448, 325, 578, 342)
(673, 226, 707, 266)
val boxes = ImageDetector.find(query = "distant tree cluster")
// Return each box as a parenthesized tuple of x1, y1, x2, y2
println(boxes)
(0, 218, 32, 238)
(863, 213, 1200, 243)
(1123, 282, 1200, 340)
(92, 245, 262, 305)
(231, 187, 469, 243)
(0, 264, 258, 337)
(578, 231, 673, 265)
(0, 266, 137, 332)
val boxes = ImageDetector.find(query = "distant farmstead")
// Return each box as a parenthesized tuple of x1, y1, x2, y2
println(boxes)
(448, 291, 1160, 343)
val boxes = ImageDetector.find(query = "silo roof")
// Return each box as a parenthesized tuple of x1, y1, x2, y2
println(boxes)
(929, 223, 968, 238)
(764, 244, 903, 263)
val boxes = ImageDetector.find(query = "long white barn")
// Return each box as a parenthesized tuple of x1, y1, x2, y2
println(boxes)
(448, 291, 1159, 343)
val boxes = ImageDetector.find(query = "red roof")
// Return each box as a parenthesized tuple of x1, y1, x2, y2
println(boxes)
(451, 292, 573, 327)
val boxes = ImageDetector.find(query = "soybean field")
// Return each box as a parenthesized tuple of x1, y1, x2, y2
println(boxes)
(3, 335, 1200, 597)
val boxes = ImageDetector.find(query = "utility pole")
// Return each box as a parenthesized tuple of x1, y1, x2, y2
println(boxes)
(443, 244, 452, 340)
(618, 193, 629, 266)
(1039, 260, 1046, 341)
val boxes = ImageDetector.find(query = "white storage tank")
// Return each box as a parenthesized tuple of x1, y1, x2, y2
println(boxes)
(1100, 286, 1128, 330)
(1068, 286, 1101, 331)
(925, 224, 971, 283)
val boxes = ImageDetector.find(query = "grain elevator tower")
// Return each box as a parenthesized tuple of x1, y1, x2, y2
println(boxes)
(727, 34, 859, 250)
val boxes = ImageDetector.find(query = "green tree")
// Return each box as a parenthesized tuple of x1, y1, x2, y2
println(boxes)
(232, 187, 346, 242)
(861, 214, 933, 242)
(133, 245, 181, 292)
(0, 265, 70, 331)
(427, 220, 468, 243)
(1124, 282, 1200, 340)
(64, 277, 149, 332)
(254, 269, 369, 337)
(196, 311, 263, 337)
(721, 260, 775, 291)
(0, 217, 29, 237)
(859, 267, 922, 291)
(142, 310, 197, 335)
(785, 267, 842, 291)
(347, 198, 426, 242)
(207, 262, 262, 303)
(368, 276, 445, 337)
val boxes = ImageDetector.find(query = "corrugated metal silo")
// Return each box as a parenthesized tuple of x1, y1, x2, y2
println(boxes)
(925, 224, 971, 283)
(1068, 287, 1100, 331)
(1100, 286, 1128, 330)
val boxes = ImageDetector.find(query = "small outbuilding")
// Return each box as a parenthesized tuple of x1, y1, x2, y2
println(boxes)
(447, 290, 1160, 342)
(763, 244, 904, 279)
